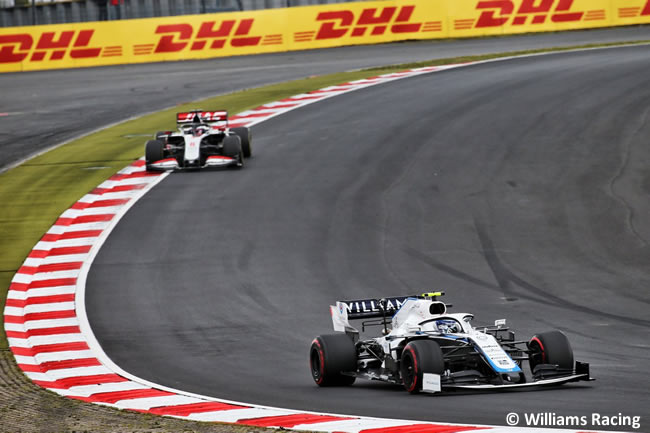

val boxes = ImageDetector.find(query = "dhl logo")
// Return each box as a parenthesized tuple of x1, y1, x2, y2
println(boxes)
(152, 19, 281, 53)
(474, 0, 587, 28)
(0, 30, 103, 63)
(470, 0, 650, 28)
(295, 6, 428, 42)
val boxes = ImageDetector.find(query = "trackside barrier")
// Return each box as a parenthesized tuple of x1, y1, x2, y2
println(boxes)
(1, 0, 650, 72)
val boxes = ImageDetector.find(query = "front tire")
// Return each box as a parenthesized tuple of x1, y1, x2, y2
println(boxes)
(400, 340, 444, 394)
(231, 127, 252, 158)
(310, 334, 356, 387)
(528, 330, 574, 373)
(145, 139, 164, 171)
(222, 135, 243, 168)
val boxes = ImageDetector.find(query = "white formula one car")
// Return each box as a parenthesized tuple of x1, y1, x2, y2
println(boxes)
(145, 110, 252, 171)
(310, 293, 593, 393)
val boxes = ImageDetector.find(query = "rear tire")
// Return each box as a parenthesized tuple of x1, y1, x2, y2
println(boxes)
(310, 334, 357, 387)
(145, 139, 164, 170)
(231, 127, 252, 158)
(400, 340, 444, 394)
(528, 330, 574, 373)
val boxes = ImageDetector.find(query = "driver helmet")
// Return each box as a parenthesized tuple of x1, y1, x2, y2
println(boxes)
(193, 125, 208, 136)
(435, 319, 461, 334)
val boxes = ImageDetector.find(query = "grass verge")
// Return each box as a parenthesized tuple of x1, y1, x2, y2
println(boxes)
(0, 39, 648, 432)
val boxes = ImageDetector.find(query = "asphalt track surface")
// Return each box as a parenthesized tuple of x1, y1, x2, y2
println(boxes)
(84, 44, 650, 430)
(2, 25, 650, 171)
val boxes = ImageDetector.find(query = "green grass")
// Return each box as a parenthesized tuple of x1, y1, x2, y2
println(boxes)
(1, 39, 649, 350)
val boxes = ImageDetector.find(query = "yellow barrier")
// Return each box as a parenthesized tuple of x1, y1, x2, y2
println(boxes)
(1, 0, 650, 72)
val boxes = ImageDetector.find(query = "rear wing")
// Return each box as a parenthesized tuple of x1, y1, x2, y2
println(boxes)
(336, 296, 410, 320)
(330, 292, 446, 334)
(176, 110, 228, 125)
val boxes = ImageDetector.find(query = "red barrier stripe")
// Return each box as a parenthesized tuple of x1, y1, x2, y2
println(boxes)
(240, 414, 356, 427)
(19, 358, 101, 372)
(5, 309, 77, 324)
(18, 262, 83, 275)
(52, 230, 102, 240)
(147, 402, 248, 416)
(36, 262, 83, 272)
(131, 160, 146, 167)
(34, 374, 127, 389)
(5, 293, 75, 307)
(8, 282, 29, 292)
(91, 183, 147, 195)
(53, 217, 74, 226)
(41, 230, 103, 242)
(11, 341, 89, 356)
(63, 214, 116, 225)
(5, 326, 81, 339)
(86, 198, 130, 208)
(16, 266, 37, 275)
(28, 250, 49, 258)
(359, 425, 488, 433)
(46, 246, 92, 256)
(83, 388, 174, 404)
(54, 215, 114, 226)
(29, 278, 78, 288)
(69, 202, 90, 210)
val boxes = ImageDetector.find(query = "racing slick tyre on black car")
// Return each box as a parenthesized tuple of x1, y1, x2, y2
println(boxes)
(400, 339, 445, 394)
(310, 334, 356, 386)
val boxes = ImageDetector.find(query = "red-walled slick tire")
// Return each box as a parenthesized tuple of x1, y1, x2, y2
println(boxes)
(400, 339, 444, 394)
(528, 330, 574, 373)
(310, 334, 356, 386)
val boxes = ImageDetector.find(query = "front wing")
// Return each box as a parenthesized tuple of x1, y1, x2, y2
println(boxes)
(147, 155, 238, 171)
(442, 372, 593, 391)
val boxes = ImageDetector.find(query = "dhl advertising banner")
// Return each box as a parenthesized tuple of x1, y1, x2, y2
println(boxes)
(1, 0, 650, 72)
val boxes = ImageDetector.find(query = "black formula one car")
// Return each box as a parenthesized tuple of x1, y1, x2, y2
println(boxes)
(310, 293, 593, 393)
(145, 110, 251, 171)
